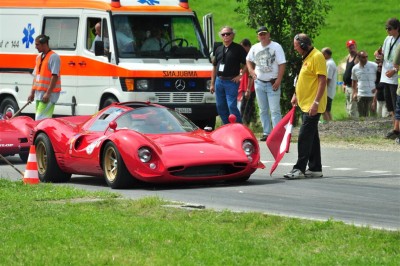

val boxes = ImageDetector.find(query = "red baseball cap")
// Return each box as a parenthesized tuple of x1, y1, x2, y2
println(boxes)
(346, 40, 356, 47)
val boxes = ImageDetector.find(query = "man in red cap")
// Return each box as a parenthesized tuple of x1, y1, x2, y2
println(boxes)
(342, 40, 359, 118)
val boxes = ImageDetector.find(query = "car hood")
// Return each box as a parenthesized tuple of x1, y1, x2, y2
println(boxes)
(147, 132, 213, 147)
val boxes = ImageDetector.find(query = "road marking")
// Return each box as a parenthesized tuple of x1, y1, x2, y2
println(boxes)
(331, 168, 357, 171)
(364, 170, 392, 174)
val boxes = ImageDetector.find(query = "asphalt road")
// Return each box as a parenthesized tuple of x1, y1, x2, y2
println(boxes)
(1, 143, 399, 230)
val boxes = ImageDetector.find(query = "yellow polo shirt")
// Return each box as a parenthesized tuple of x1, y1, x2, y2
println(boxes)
(295, 48, 327, 113)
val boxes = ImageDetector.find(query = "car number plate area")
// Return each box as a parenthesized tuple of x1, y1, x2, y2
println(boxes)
(175, 108, 192, 114)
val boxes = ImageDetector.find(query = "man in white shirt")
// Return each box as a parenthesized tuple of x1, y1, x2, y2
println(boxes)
(321, 47, 337, 122)
(246, 26, 286, 141)
(351, 51, 378, 117)
(141, 27, 170, 52)
(90, 22, 102, 52)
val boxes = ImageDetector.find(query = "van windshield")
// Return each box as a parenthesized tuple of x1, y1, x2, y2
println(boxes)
(112, 15, 209, 60)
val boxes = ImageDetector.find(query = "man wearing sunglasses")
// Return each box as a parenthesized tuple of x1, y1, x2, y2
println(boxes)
(210, 26, 247, 124)
(246, 26, 286, 141)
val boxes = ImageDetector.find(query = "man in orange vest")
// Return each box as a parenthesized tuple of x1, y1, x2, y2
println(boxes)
(28, 34, 61, 120)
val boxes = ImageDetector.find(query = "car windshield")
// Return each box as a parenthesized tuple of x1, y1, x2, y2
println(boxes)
(115, 107, 198, 134)
(112, 14, 209, 59)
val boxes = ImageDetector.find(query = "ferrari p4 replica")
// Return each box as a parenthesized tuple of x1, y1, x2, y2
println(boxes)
(33, 102, 264, 189)
(0, 112, 34, 162)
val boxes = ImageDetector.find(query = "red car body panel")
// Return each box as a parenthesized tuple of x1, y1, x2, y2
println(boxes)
(33, 103, 264, 184)
(0, 116, 35, 159)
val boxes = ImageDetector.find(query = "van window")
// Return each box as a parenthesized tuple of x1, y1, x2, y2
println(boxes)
(87, 18, 101, 51)
(43, 18, 79, 50)
(112, 14, 208, 59)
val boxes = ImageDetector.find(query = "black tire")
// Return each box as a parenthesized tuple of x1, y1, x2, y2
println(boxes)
(195, 116, 216, 130)
(0, 97, 19, 117)
(102, 142, 135, 189)
(34, 133, 71, 183)
(19, 152, 29, 163)
(100, 96, 118, 109)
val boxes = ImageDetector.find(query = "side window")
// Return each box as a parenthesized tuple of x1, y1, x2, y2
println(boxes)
(101, 19, 110, 52)
(43, 17, 79, 50)
(86, 17, 101, 52)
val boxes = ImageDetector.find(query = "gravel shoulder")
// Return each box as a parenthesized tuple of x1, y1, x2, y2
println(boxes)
(293, 117, 399, 152)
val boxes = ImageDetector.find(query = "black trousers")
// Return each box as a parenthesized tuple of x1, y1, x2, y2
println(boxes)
(293, 112, 322, 172)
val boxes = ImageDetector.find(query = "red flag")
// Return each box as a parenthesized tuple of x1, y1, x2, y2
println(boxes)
(266, 106, 296, 175)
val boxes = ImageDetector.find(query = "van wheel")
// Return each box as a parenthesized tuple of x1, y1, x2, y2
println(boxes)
(0, 97, 19, 117)
(195, 116, 216, 130)
(101, 96, 118, 109)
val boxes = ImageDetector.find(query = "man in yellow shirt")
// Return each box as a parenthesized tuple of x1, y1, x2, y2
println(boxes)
(284, 33, 327, 179)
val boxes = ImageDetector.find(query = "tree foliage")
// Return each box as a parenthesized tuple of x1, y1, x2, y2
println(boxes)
(236, 0, 332, 113)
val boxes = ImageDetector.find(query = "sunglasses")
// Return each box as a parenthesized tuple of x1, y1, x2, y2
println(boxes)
(221, 32, 232, 37)
(258, 32, 267, 36)
(386, 26, 393, 31)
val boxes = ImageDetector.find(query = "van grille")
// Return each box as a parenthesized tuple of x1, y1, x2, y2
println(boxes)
(155, 92, 204, 103)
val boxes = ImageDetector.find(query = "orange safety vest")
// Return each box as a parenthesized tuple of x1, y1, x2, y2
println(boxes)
(33, 50, 61, 92)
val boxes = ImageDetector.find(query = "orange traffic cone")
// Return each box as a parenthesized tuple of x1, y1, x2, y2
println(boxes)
(23, 145, 40, 185)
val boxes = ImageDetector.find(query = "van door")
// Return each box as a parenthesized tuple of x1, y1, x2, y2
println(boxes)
(202, 13, 214, 56)
(76, 13, 113, 115)
(43, 15, 79, 116)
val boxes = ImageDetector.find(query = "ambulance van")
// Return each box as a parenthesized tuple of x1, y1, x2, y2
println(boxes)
(0, 0, 216, 128)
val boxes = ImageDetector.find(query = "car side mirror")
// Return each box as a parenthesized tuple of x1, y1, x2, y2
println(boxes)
(109, 121, 117, 131)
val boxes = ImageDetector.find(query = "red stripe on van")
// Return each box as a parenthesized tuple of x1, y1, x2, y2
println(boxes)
(0, 54, 211, 78)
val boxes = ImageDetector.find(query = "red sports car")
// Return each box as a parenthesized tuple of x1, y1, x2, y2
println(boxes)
(0, 113, 34, 162)
(33, 102, 265, 189)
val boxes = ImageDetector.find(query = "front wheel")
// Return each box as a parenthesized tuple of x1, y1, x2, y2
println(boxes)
(194, 116, 216, 130)
(35, 133, 71, 183)
(19, 152, 29, 163)
(100, 96, 118, 109)
(102, 142, 135, 189)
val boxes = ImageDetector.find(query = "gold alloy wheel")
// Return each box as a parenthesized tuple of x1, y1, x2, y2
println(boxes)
(104, 146, 118, 182)
(36, 141, 47, 175)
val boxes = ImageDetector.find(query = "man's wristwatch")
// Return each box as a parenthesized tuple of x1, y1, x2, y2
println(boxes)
(313, 101, 319, 105)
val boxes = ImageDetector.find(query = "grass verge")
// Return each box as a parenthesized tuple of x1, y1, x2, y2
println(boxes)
(0, 179, 398, 265)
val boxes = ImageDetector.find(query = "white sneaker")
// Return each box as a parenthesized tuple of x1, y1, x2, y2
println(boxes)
(284, 169, 304, 179)
(305, 169, 323, 178)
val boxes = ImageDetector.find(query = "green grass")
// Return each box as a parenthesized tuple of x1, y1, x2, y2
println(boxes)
(0, 179, 398, 265)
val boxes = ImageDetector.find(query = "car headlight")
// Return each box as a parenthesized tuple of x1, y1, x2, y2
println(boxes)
(138, 147, 152, 163)
(242, 140, 255, 156)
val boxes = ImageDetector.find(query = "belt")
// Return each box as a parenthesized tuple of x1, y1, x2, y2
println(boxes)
(218, 76, 234, 80)
(257, 78, 276, 83)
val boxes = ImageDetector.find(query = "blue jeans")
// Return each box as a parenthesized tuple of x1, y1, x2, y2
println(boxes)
(215, 77, 242, 124)
(254, 79, 281, 135)
(293, 112, 322, 173)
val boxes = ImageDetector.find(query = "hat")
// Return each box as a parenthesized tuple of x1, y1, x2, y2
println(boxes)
(346, 40, 356, 47)
(256, 26, 269, 34)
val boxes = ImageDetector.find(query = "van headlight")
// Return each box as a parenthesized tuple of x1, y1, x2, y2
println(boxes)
(136, 80, 149, 91)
